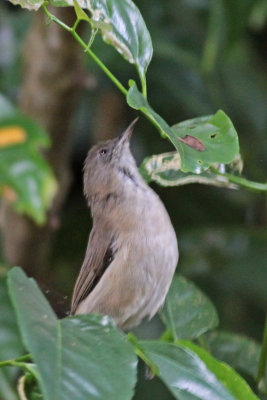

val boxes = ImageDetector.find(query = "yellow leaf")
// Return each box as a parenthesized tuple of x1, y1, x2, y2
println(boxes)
(0, 126, 26, 147)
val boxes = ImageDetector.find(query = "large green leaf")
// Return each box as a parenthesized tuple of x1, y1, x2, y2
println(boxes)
(127, 82, 239, 173)
(70, 0, 153, 84)
(172, 112, 239, 173)
(159, 275, 219, 340)
(8, 268, 58, 400)
(8, 0, 153, 86)
(180, 341, 260, 400)
(8, 267, 137, 400)
(140, 340, 259, 400)
(0, 114, 57, 224)
(204, 331, 267, 384)
(0, 278, 24, 400)
(140, 151, 242, 188)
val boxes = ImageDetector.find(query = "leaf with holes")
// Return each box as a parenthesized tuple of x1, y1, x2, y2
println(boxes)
(172, 111, 240, 172)
(8, 267, 137, 400)
(140, 151, 242, 188)
(159, 275, 219, 340)
(127, 82, 239, 173)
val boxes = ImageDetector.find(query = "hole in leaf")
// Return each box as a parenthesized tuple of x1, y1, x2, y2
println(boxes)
(198, 160, 202, 164)
(210, 134, 216, 139)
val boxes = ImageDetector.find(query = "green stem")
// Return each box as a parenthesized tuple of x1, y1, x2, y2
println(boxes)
(72, 18, 80, 32)
(138, 69, 147, 98)
(41, 5, 168, 133)
(42, 4, 72, 32)
(257, 315, 267, 392)
(212, 169, 267, 192)
(42, 5, 128, 96)
(127, 333, 159, 376)
(73, 31, 128, 95)
(0, 354, 31, 368)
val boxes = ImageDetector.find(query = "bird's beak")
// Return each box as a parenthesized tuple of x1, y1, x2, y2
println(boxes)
(117, 118, 139, 147)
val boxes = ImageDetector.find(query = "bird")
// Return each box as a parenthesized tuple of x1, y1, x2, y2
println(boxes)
(71, 118, 178, 330)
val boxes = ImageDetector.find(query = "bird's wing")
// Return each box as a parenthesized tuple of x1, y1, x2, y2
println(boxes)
(71, 225, 117, 314)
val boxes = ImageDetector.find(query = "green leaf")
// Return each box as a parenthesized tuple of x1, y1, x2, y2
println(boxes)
(51, 0, 153, 86)
(172, 111, 240, 173)
(204, 331, 266, 383)
(127, 82, 239, 173)
(0, 115, 50, 149)
(8, 268, 58, 400)
(179, 341, 260, 400)
(0, 115, 57, 224)
(139, 151, 242, 188)
(140, 340, 259, 400)
(159, 275, 219, 340)
(7, 0, 44, 11)
(0, 278, 24, 400)
(8, 267, 137, 400)
(73, 0, 91, 22)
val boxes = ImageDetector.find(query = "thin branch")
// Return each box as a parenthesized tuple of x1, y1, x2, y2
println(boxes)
(42, 5, 128, 96)
(0, 354, 31, 368)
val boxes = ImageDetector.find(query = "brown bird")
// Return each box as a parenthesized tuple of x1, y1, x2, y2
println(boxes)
(71, 119, 178, 330)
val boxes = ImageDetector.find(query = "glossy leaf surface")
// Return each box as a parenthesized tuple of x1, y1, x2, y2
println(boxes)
(52, 0, 153, 84)
(160, 275, 219, 340)
(179, 341, 260, 400)
(8, 0, 153, 84)
(140, 341, 259, 400)
(8, 267, 137, 400)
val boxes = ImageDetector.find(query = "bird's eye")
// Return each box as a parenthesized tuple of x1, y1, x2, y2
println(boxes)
(99, 149, 107, 157)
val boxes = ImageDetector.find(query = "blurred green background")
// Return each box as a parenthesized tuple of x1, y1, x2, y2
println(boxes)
(0, 0, 267, 398)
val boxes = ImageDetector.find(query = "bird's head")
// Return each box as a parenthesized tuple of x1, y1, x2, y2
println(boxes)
(83, 118, 139, 202)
